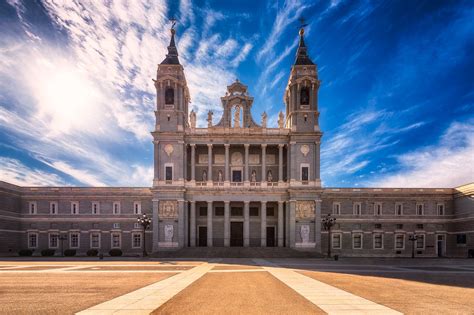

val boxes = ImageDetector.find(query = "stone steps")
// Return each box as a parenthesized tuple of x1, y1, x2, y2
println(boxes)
(151, 247, 325, 258)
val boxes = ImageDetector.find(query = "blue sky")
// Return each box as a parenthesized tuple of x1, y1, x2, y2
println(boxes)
(0, 0, 473, 187)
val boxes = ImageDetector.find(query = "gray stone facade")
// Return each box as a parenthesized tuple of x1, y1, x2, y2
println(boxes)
(0, 27, 473, 257)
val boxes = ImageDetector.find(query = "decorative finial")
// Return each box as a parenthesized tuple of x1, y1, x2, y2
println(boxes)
(170, 17, 177, 35)
(298, 17, 308, 35)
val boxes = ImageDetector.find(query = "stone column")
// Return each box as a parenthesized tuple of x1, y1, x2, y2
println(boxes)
(183, 143, 187, 181)
(315, 199, 322, 251)
(278, 144, 284, 182)
(207, 201, 213, 247)
(261, 201, 267, 247)
(315, 140, 321, 182)
(244, 201, 250, 247)
(152, 199, 159, 252)
(286, 143, 291, 182)
(278, 201, 284, 247)
(190, 144, 196, 181)
(190, 201, 196, 247)
(285, 201, 290, 247)
(224, 201, 230, 247)
(289, 142, 296, 181)
(207, 144, 213, 183)
(178, 200, 185, 247)
(244, 144, 250, 182)
(224, 144, 230, 182)
(153, 141, 159, 180)
(289, 200, 296, 248)
(261, 144, 267, 183)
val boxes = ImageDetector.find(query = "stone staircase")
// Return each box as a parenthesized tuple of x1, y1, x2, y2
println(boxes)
(151, 247, 325, 258)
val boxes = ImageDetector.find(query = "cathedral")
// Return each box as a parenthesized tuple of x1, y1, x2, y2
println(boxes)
(0, 26, 472, 258)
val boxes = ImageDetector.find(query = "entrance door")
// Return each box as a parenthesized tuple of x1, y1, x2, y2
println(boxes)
(266, 226, 275, 247)
(437, 235, 445, 257)
(198, 227, 207, 247)
(230, 222, 243, 246)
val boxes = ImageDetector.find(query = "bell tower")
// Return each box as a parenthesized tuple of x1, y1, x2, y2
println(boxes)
(284, 27, 320, 133)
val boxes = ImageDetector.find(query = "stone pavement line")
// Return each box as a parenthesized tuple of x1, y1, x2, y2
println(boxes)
(76, 262, 214, 315)
(253, 259, 403, 315)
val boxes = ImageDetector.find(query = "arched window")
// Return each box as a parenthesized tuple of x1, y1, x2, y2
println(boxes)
(165, 88, 174, 104)
(300, 87, 309, 105)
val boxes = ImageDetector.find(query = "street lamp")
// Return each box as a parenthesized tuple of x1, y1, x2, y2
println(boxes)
(137, 213, 152, 257)
(322, 213, 336, 258)
(409, 234, 418, 258)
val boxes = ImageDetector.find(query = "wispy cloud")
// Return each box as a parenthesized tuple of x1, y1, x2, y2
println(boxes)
(366, 120, 474, 188)
(0, 157, 66, 186)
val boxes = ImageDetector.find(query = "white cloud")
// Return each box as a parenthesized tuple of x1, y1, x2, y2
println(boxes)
(367, 121, 474, 188)
(0, 157, 66, 186)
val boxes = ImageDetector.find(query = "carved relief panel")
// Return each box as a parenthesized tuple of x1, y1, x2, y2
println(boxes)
(296, 201, 315, 219)
(159, 200, 178, 219)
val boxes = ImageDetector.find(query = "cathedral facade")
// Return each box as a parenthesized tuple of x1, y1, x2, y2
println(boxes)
(0, 27, 472, 258)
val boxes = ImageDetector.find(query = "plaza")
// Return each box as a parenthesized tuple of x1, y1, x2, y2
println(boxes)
(0, 257, 473, 314)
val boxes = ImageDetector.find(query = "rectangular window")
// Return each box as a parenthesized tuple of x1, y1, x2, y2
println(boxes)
(113, 223, 120, 229)
(71, 202, 79, 215)
(375, 223, 382, 229)
(29, 202, 37, 215)
(199, 207, 207, 216)
(50, 202, 58, 215)
(301, 165, 309, 181)
(266, 207, 275, 217)
(49, 233, 59, 248)
(396, 224, 404, 230)
(90, 233, 100, 248)
(28, 233, 38, 248)
(232, 170, 242, 182)
(332, 202, 341, 215)
(416, 234, 425, 249)
(113, 202, 121, 215)
(416, 224, 424, 229)
(249, 207, 259, 216)
(165, 164, 173, 181)
(395, 203, 403, 216)
(374, 203, 382, 216)
(134, 201, 142, 215)
(132, 233, 142, 248)
(353, 233, 362, 249)
(353, 203, 361, 215)
(332, 233, 342, 249)
(70, 233, 80, 248)
(395, 234, 405, 249)
(456, 234, 467, 245)
(416, 203, 424, 216)
(134, 222, 141, 229)
(92, 202, 100, 214)
(215, 207, 224, 216)
(437, 203, 445, 216)
(373, 233, 383, 249)
(231, 207, 243, 217)
(111, 233, 121, 248)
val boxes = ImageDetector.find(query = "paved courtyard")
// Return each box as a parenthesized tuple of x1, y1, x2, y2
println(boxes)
(0, 258, 473, 314)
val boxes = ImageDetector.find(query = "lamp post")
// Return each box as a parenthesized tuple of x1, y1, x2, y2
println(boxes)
(409, 234, 418, 259)
(137, 213, 152, 257)
(322, 213, 336, 258)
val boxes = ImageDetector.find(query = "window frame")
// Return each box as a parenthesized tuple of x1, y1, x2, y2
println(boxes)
(395, 234, 405, 250)
(353, 202, 362, 216)
(352, 233, 363, 249)
(28, 201, 37, 215)
(164, 163, 174, 181)
(332, 233, 342, 249)
(69, 232, 80, 249)
(132, 232, 142, 249)
(437, 203, 445, 216)
(71, 201, 79, 215)
(374, 202, 382, 216)
(50, 202, 58, 215)
(28, 232, 38, 249)
(49, 233, 59, 249)
(300, 163, 310, 182)
(416, 203, 424, 216)
(111, 233, 121, 248)
(395, 203, 403, 216)
(416, 234, 425, 249)
(373, 233, 383, 249)
(91, 202, 100, 215)
(133, 201, 142, 215)
(90, 233, 101, 249)
(332, 202, 341, 215)
(113, 201, 121, 215)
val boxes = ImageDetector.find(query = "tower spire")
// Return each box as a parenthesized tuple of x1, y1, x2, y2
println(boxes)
(294, 19, 314, 66)
(161, 18, 180, 65)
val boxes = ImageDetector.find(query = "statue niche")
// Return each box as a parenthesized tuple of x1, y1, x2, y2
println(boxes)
(232, 105, 242, 128)
(300, 87, 309, 105)
(165, 88, 174, 104)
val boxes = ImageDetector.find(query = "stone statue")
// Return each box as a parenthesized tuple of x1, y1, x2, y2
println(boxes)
(218, 170, 223, 182)
(164, 224, 174, 243)
(234, 106, 241, 128)
(261, 111, 267, 128)
(189, 110, 196, 128)
(202, 170, 207, 182)
(267, 170, 273, 182)
(251, 170, 257, 182)
(207, 110, 213, 128)
(278, 111, 284, 129)
(300, 225, 310, 244)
